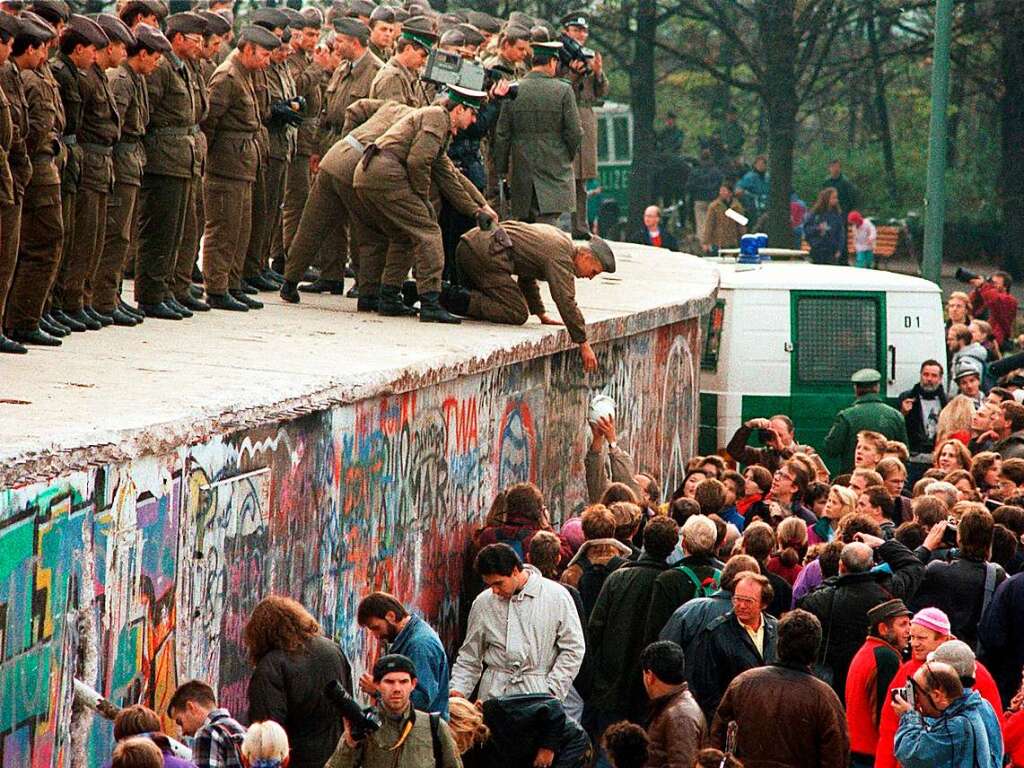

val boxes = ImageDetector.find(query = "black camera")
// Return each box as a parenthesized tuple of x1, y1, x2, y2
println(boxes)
(324, 680, 382, 740)
(558, 33, 594, 72)
(422, 48, 517, 99)
(942, 516, 959, 548)
(955, 267, 985, 284)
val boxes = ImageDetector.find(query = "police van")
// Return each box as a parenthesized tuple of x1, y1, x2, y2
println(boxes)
(698, 258, 946, 468)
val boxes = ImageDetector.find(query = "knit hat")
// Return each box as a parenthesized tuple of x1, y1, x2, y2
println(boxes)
(848, 210, 864, 226)
(911, 607, 951, 637)
(927, 639, 976, 679)
(372, 653, 417, 682)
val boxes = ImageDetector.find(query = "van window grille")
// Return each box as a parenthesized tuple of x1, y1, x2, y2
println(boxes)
(796, 296, 878, 383)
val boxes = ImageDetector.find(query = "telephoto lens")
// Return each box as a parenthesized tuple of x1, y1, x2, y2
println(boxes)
(324, 681, 382, 739)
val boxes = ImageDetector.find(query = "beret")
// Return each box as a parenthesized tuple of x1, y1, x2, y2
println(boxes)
(0, 13, 19, 38)
(197, 10, 231, 35)
(237, 24, 282, 49)
(586, 235, 616, 273)
(369, 5, 395, 23)
(347, 0, 376, 18)
(250, 7, 289, 30)
(165, 11, 207, 36)
(466, 10, 500, 34)
(29, 0, 69, 24)
(97, 13, 135, 46)
(332, 16, 369, 43)
(132, 22, 171, 53)
(279, 7, 305, 29)
(66, 13, 109, 47)
(16, 10, 55, 40)
(456, 22, 484, 46)
(300, 6, 324, 26)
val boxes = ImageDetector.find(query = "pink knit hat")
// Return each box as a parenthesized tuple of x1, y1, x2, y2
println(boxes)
(911, 607, 951, 636)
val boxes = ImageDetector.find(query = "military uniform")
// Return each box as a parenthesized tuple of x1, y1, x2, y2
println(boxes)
(49, 48, 85, 313)
(262, 56, 297, 273)
(201, 52, 261, 298)
(368, 41, 390, 62)
(5, 58, 65, 335)
(455, 222, 589, 341)
(0, 59, 29, 333)
(96, 58, 148, 315)
(136, 50, 198, 308)
(170, 55, 208, 305)
(823, 369, 910, 472)
(353, 104, 487, 300)
(367, 54, 427, 108)
(55, 60, 120, 315)
(560, 63, 608, 231)
(281, 46, 324, 256)
(241, 54, 272, 286)
(493, 69, 581, 225)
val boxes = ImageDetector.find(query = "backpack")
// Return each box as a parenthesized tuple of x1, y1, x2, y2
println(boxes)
(578, 555, 628, 619)
(676, 564, 722, 599)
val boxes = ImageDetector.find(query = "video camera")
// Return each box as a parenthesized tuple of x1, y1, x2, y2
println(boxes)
(324, 680, 382, 740)
(422, 48, 518, 99)
(955, 267, 988, 285)
(558, 33, 595, 72)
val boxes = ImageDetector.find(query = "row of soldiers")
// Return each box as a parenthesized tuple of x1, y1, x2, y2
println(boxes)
(0, 1, 614, 373)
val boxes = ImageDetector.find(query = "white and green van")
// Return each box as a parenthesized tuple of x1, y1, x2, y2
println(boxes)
(699, 259, 947, 469)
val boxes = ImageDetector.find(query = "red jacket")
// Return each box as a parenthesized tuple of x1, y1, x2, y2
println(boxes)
(846, 637, 902, 757)
(972, 283, 1018, 346)
(1006, 708, 1024, 768)
(875, 658, 1003, 768)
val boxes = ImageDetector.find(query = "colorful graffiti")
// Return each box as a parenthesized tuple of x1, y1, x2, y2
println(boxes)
(0, 319, 701, 768)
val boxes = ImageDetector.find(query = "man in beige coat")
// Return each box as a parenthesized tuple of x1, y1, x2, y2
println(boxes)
(367, 16, 433, 108)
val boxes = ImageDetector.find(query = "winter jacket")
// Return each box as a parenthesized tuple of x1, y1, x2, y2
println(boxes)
(736, 168, 769, 219)
(688, 611, 778, 717)
(804, 209, 845, 265)
(823, 394, 910, 473)
(798, 540, 924, 702)
(911, 555, 1006, 651)
(1005, 708, 1024, 768)
(248, 635, 354, 768)
(894, 690, 1003, 768)
(995, 430, 1024, 460)
(725, 421, 814, 474)
(711, 662, 849, 768)
(658, 589, 733, 676)
(561, 538, 633, 621)
(970, 282, 1018, 346)
(898, 383, 948, 456)
(644, 685, 707, 768)
(586, 553, 671, 720)
(979, 570, 1024, 707)
(644, 554, 725, 644)
(460, 694, 590, 768)
(845, 636, 903, 758)
(687, 160, 724, 202)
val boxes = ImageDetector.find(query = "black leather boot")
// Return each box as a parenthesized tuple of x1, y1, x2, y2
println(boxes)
(377, 284, 416, 317)
(207, 292, 249, 311)
(419, 292, 462, 324)
(280, 281, 300, 304)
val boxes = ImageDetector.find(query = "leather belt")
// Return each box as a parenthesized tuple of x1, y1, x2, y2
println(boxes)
(80, 142, 114, 156)
(150, 125, 200, 136)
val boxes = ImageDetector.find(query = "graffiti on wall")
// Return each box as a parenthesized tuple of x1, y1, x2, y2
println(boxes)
(0, 319, 700, 768)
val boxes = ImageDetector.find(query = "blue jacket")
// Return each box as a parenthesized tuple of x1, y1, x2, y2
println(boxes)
(979, 570, 1024, 706)
(894, 690, 1003, 768)
(736, 169, 769, 219)
(390, 614, 451, 719)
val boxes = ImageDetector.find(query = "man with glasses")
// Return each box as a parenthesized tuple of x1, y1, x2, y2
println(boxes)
(689, 572, 778, 720)
(891, 660, 1003, 768)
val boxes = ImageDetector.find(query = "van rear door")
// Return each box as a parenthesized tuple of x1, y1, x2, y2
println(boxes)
(789, 290, 887, 462)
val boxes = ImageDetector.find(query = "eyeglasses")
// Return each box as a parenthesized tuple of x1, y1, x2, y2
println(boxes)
(773, 471, 794, 482)
(732, 595, 757, 605)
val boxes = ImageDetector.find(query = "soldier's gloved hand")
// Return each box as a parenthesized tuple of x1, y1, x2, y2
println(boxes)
(270, 100, 304, 127)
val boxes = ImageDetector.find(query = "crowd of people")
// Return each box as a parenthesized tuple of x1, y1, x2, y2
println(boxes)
(0, 0, 617, 375)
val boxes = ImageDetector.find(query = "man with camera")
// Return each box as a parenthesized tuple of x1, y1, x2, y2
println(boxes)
(959, 268, 1019, 350)
(325, 654, 461, 768)
(558, 11, 608, 235)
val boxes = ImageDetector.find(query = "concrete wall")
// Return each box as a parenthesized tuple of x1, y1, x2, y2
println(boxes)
(0, 319, 700, 768)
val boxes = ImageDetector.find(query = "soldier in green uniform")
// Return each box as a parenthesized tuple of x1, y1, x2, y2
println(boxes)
(5, 14, 65, 346)
(353, 87, 495, 324)
(0, 12, 28, 353)
(367, 15, 432, 108)
(135, 11, 202, 320)
(95, 22, 168, 326)
(367, 5, 395, 62)
(559, 11, 608, 235)
(445, 222, 614, 373)
(200, 24, 278, 312)
(823, 368, 910, 473)
(305, 16, 380, 296)
(493, 40, 581, 226)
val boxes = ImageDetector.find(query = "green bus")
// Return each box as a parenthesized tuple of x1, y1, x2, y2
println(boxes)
(592, 101, 633, 220)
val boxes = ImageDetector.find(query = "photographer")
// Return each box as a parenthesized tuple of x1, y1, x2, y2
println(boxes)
(325, 654, 461, 768)
(726, 414, 811, 474)
(961, 269, 1018, 350)
(558, 11, 608, 235)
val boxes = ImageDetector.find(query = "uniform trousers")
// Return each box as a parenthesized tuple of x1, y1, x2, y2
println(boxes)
(136, 173, 190, 306)
(94, 181, 138, 313)
(171, 169, 203, 301)
(57, 183, 107, 312)
(202, 174, 253, 295)
(0, 199, 22, 325)
(5, 184, 62, 331)
(455, 239, 530, 326)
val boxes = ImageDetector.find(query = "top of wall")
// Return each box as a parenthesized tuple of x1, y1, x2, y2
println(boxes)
(1, 243, 719, 486)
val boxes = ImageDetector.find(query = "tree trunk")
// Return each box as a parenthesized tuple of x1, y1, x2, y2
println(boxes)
(628, 0, 658, 228)
(758, 0, 799, 247)
(867, 1, 898, 205)
(999, 3, 1024, 278)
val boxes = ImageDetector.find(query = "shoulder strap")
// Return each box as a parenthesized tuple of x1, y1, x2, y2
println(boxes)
(430, 712, 442, 768)
(675, 564, 706, 595)
(981, 562, 999, 618)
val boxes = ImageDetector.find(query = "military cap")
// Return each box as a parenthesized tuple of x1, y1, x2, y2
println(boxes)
(391, 6, 410, 22)
(236, 23, 281, 49)
(66, 13, 109, 46)
(118, 0, 163, 23)
(455, 23, 483, 46)
(347, 0, 376, 18)
(529, 25, 550, 43)
(29, 0, 69, 24)
(0, 13, 19, 38)
(406, 1, 432, 15)
(400, 14, 436, 49)
(466, 10, 499, 33)
(530, 39, 563, 60)
(96, 13, 134, 46)
(332, 15, 368, 43)
(16, 10, 55, 39)
(197, 9, 230, 35)
(585, 236, 616, 274)
(507, 10, 533, 28)
(446, 84, 485, 111)
(250, 7, 289, 31)
(132, 22, 170, 53)
(369, 5, 395, 23)
(438, 27, 464, 47)
(851, 368, 882, 385)
(279, 7, 305, 29)
(300, 5, 324, 26)
(440, 10, 466, 23)
(867, 599, 911, 628)
(371, 653, 417, 682)
(560, 10, 589, 29)
(215, 8, 233, 27)
(165, 11, 207, 37)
